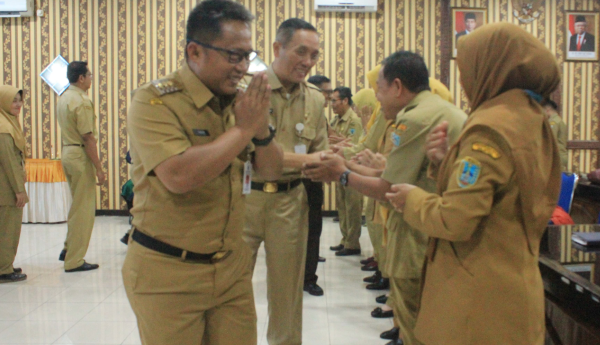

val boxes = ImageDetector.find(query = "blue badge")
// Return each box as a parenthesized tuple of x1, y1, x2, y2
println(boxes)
(457, 157, 481, 188)
(392, 132, 401, 147)
(350, 128, 356, 135)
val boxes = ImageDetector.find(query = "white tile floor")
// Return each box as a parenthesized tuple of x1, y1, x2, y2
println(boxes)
(2, 216, 392, 345)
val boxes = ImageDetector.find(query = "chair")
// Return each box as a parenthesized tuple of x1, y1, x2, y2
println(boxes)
(557, 172, 579, 214)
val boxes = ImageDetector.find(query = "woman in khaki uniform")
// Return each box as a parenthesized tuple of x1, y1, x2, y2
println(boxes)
(386, 23, 562, 345)
(0, 86, 28, 283)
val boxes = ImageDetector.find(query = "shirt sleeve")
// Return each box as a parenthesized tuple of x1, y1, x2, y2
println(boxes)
(0, 134, 26, 194)
(348, 118, 363, 145)
(127, 89, 191, 176)
(343, 112, 385, 159)
(403, 128, 514, 242)
(73, 101, 96, 135)
(556, 121, 568, 170)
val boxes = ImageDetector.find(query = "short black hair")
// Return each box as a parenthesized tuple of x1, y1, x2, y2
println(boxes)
(276, 18, 317, 47)
(308, 75, 331, 88)
(67, 61, 89, 84)
(381, 51, 430, 93)
(333, 87, 353, 106)
(543, 99, 558, 110)
(186, 0, 254, 45)
(575, 15, 587, 23)
(465, 13, 476, 21)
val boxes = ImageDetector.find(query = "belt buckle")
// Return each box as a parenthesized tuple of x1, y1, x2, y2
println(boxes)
(210, 251, 231, 263)
(263, 182, 278, 193)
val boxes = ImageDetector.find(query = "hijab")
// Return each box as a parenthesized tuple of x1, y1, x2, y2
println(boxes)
(0, 85, 26, 155)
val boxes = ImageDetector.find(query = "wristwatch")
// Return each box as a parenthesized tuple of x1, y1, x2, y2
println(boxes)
(252, 125, 276, 146)
(339, 170, 352, 187)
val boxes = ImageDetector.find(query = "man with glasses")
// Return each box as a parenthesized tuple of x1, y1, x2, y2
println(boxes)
(122, 1, 283, 344)
(329, 87, 363, 257)
(57, 61, 104, 273)
(243, 18, 329, 345)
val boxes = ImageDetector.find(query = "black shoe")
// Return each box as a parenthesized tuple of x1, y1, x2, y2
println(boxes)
(0, 272, 27, 283)
(363, 270, 381, 283)
(360, 256, 375, 265)
(385, 339, 404, 345)
(335, 248, 361, 256)
(303, 282, 324, 296)
(361, 215, 366, 226)
(332, 216, 340, 222)
(366, 277, 389, 290)
(65, 261, 99, 273)
(59, 249, 66, 261)
(330, 244, 344, 251)
(375, 294, 388, 304)
(120, 232, 130, 245)
(371, 306, 393, 318)
(318, 256, 326, 262)
(361, 261, 378, 271)
(381, 327, 400, 340)
(13, 267, 22, 274)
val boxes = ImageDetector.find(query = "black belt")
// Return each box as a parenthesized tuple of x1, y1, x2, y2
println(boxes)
(64, 144, 84, 147)
(131, 229, 231, 263)
(251, 179, 302, 193)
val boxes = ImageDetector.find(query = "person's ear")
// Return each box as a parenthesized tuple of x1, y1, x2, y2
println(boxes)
(273, 41, 282, 58)
(393, 78, 403, 98)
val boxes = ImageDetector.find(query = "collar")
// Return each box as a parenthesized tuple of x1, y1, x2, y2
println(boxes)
(68, 85, 87, 95)
(179, 62, 216, 109)
(266, 65, 304, 97)
(402, 90, 431, 114)
(338, 107, 354, 122)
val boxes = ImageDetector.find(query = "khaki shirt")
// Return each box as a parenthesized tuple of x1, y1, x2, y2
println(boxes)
(331, 107, 363, 145)
(0, 134, 26, 205)
(127, 63, 247, 254)
(342, 111, 387, 160)
(549, 112, 568, 170)
(380, 91, 467, 278)
(254, 66, 328, 181)
(57, 85, 97, 145)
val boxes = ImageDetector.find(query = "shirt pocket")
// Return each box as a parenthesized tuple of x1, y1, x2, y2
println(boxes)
(296, 126, 316, 146)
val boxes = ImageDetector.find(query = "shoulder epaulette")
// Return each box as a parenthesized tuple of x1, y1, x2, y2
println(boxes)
(151, 78, 183, 96)
(306, 82, 321, 92)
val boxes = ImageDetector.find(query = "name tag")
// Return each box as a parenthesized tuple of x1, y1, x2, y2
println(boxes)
(193, 129, 210, 137)
(243, 161, 252, 195)
(294, 144, 307, 154)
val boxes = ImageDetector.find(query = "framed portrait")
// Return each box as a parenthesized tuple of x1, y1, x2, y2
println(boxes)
(452, 8, 488, 58)
(565, 11, 599, 62)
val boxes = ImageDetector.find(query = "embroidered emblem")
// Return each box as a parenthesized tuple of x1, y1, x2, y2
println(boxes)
(151, 79, 182, 95)
(457, 157, 481, 188)
(149, 98, 163, 105)
(396, 124, 407, 132)
(350, 128, 356, 135)
(392, 132, 401, 147)
(193, 129, 210, 137)
(471, 143, 501, 159)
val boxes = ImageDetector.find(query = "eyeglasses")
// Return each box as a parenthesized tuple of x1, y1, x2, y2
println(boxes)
(187, 39, 257, 64)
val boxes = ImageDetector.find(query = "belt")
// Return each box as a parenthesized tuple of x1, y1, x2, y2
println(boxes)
(251, 179, 302, 193)
(131, 228, 231, 263)
(63, 144, 84, 147)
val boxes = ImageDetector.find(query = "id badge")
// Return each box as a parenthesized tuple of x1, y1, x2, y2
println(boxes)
(294, 144, 307, 154)
(243, 160, 252, 195)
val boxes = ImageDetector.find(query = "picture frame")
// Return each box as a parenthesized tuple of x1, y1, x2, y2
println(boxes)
(452, 8, 488, 58)
(565, 11, 599, 62)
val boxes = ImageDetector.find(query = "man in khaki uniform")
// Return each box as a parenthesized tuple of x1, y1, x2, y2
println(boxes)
(543, 99, 568, 170)
(122, 2, 283, 345)
(329, 87, 363, 256)
(243, 18, 328, 345)
(303, 51, 466, 345)
(57, 61, 104, 272)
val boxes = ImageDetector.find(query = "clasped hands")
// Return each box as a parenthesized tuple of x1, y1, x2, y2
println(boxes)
(233, 71, 272, 140)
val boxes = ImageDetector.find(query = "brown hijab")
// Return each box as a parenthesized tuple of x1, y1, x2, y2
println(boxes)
(457, 22, 560, 111)
(454, 22, 561, 254)
(0, 85, 26, 156)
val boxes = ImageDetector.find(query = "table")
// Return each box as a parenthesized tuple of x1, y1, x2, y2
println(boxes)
(540, 225, 600, 344)
(22, 159, 72, 223)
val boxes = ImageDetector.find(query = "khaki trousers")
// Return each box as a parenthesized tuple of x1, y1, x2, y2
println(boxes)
(365, 198, 380, 261)
(243, 184, 308, 345)
(61, 146, 96, 270)
(123, 239, 257, 345)
(335, 183, 363, 249)
(390, 277, 423, 345)
(0, 206, 23, 275)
